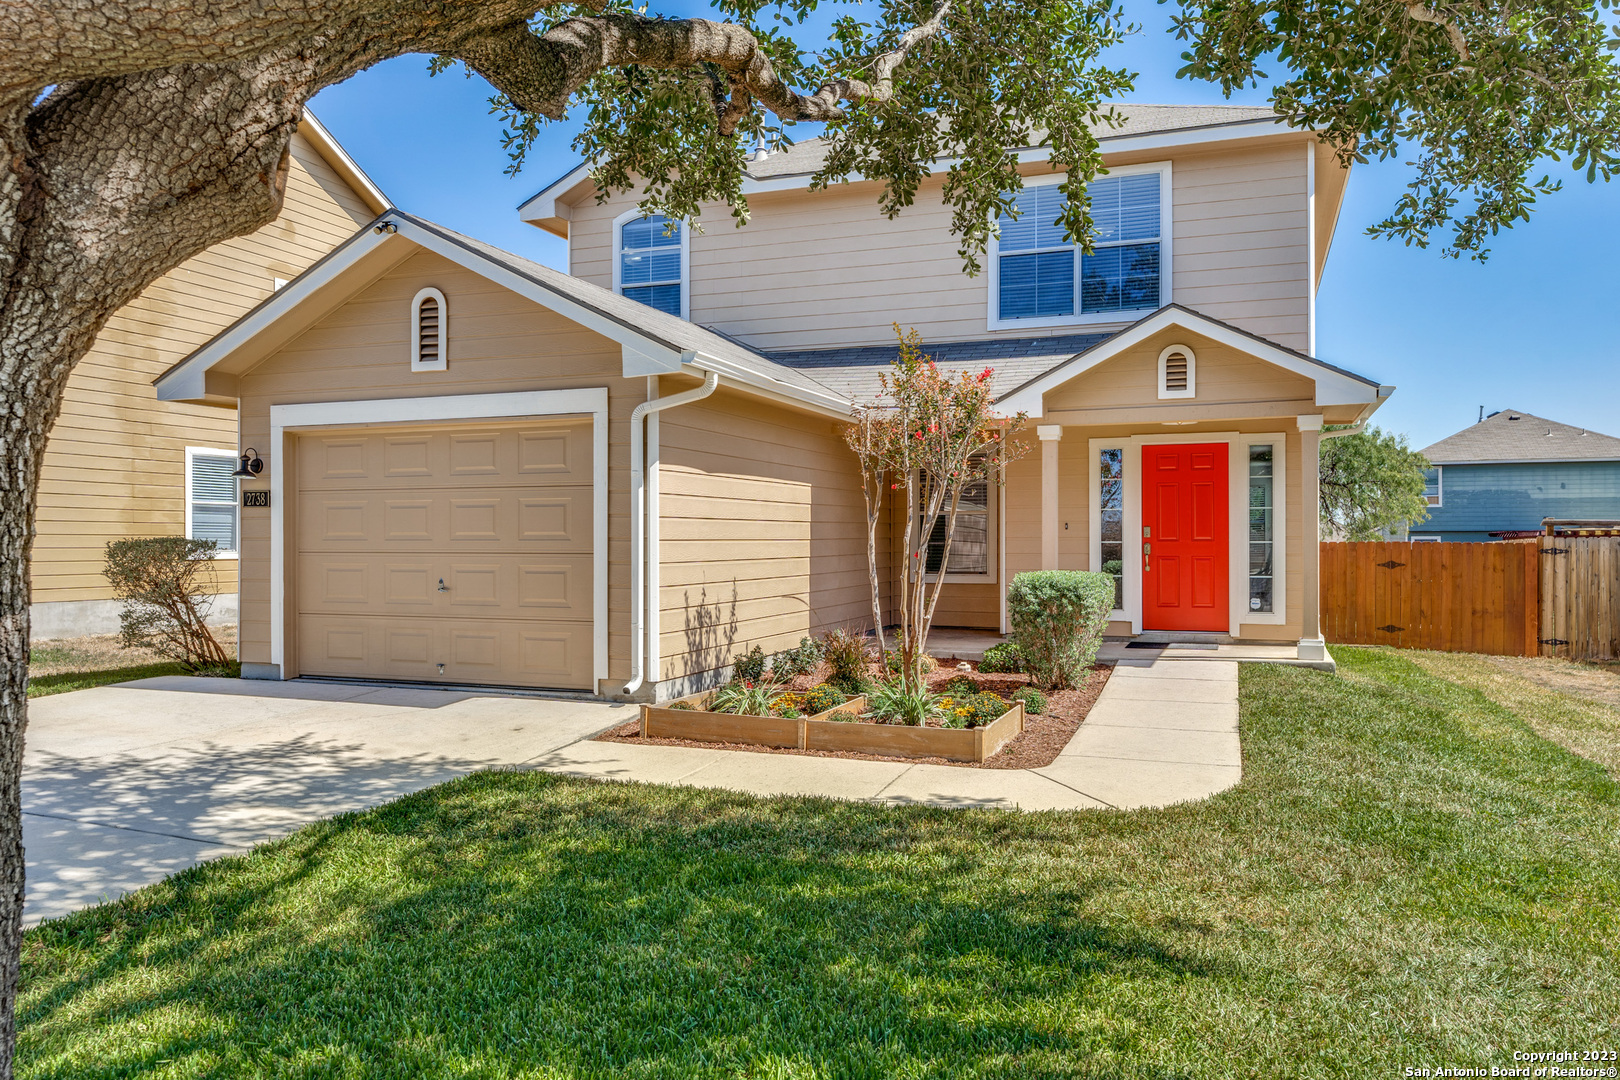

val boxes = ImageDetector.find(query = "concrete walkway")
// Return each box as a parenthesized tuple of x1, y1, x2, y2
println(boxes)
(24, 657, 1242, 924)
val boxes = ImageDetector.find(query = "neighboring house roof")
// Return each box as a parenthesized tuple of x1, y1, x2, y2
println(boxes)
(1422, 409, 1620, 465)
(519, 103, 1291, 234)
(299, 109, 390, 216)
(154, 210, 853, 417)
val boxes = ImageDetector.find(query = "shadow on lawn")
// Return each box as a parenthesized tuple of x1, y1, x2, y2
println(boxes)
(23, 773, 1222, 1077)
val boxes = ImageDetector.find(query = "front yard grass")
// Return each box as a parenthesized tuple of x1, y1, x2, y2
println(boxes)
(27, 632, 239, 698)
(19, 647, 1620, 1078)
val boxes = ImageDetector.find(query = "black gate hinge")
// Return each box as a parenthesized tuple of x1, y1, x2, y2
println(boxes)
(1540, 547, 1569, 555)
(1539, 638, 1570, 646)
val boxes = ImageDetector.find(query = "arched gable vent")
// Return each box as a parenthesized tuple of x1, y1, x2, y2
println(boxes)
(411, 287, 447, 372)
(1157, 344, 1196, 399)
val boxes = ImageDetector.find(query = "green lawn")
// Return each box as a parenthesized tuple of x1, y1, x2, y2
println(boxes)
(19, 648, 1620, 1078)
(27, 662, 193, 698)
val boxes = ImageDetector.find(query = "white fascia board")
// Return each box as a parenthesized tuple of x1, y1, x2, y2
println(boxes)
(683, 356, 854, 420)
(996, 307, 1379, 418)
(155, 227, 406, 401)
(518, 161, 596, 223)
(299, 108, 391, 215)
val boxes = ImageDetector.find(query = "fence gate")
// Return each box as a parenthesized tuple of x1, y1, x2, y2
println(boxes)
(1320, 541, 1539, 656)
(1539, 535, 1620, 661)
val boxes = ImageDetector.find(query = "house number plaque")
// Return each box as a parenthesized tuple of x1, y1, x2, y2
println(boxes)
(242, 491, 270, 508)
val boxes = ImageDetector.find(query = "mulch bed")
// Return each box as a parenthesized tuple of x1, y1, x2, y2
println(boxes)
(594, 657, 1113, 770)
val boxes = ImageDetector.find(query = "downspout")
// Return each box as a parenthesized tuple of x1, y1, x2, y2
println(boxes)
(624, 366, 720, 696)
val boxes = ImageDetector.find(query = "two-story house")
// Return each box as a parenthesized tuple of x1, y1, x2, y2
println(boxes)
(33, 111, 387, 639)
(156, 104, 1392, 699)
(1414, 409, 1620, 541)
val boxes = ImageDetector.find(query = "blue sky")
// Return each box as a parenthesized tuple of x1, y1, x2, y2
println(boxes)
(309, 4, 1619, 451)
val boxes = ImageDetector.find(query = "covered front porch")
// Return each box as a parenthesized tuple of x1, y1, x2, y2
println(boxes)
(919, 306, 1391, 665)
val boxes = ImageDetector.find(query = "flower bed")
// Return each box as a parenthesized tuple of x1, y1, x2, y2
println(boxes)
(640, 688, 1025, 763)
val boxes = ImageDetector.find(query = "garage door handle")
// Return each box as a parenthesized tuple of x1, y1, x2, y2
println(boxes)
(438, 578, 448, 592)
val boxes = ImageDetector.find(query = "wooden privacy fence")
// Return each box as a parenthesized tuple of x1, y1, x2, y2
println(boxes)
(1322, 539, 1620, 660)
(1320, 541, 1539, 657)
(1540, 535, 1620, 662)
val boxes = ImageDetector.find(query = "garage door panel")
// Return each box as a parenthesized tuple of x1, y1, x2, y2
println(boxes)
(298, 487, 591, 552)
(298, 420, 592, 491)
(299, 555, 594, 621)
(297, 616, 593, 689)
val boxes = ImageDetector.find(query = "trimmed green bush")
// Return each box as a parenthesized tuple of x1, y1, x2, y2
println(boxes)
(731, 644, 767, 683)
(942, 675, 977, 697)
(1012, 687, 1048, 715)
(978, 642, 1024, 674)
(1006, 570, 1115, 690)
(802, 683, 848, 716)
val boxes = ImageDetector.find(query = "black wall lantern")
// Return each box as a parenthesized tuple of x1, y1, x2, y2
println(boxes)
(231, 448, 265, 479)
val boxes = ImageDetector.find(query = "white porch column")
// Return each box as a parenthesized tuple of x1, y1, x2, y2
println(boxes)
(1297, 414, 1326, 661)
(1038, 425, 1063, 571)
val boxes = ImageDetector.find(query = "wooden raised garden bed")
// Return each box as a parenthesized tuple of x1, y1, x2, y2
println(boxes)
(640, 692, 1024, 763)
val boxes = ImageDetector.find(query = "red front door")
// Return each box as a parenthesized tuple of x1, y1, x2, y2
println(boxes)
(1142, 443, 1228, 633)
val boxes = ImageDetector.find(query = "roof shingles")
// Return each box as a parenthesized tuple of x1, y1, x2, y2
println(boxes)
(1422, 410, 1620, 464)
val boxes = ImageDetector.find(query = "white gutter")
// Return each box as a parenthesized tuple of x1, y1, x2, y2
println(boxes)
(624, 364, 720, 696)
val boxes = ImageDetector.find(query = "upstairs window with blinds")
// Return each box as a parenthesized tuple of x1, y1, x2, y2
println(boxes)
(618, 214, 684, 317)
(994, 171, 1164, 325)
(410, 287, 447, 372)
(186, 448, 238, 557)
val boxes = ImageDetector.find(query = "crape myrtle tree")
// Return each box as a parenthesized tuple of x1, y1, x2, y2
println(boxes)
(844, 329, 1029, 690)
(0, 0, 1615, 1064)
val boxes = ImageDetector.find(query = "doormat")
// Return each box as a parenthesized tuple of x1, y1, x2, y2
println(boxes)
(1125, 641, 1220, 650)
(1124, 642, 1167, 649)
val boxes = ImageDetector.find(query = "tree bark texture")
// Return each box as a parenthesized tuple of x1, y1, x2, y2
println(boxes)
(0, 3, 956, 1070)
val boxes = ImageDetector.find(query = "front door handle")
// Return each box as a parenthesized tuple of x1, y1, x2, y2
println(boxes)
(1143, 543, 1151, 572)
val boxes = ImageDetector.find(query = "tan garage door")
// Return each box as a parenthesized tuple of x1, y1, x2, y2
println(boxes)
(294, 418, 594, 689)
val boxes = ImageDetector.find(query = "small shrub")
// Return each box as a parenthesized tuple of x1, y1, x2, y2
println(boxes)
(820, 627, 872, 692)
(1012, 687, 1048, 715)
(103, 537, 232, 670)
(978, 642, 1024, 674)
(711, 677, 785, 717)
(731, 644, 767, 683)
(864, 679, 940, 727)
(942, 674, 978, 697)
(940, 691, 1010, 729)
(1007, 570, 1115, 690)
(770, 692, 806, 719)
(669, 701, 697, 711)
(801, 683, 848, 716)
(772, 637, 823, 679)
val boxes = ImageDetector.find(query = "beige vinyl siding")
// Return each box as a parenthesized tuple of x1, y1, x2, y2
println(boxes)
(656, 384, 890, 682)
(566, 137, 1320, 355)
(234, 250, 647, 687)
(32, 132, 374, 606)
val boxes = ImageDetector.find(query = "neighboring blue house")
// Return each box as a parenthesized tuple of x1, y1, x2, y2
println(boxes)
(1415, 410, 1620, 541)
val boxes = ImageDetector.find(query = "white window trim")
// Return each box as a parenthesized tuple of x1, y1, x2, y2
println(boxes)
(410, 287, 447, 372)
(612, 207, 690, 321)
(184, 445, 239, 560)
(1424, 464, 1443, 507)
(1087, 431, 1288, 634)
(1157, 343, 1197, 400)
(986, 161, 1173, 333)
(1410, 535, 1442, 542)
(916, 461, 1000, 585)
(268, 389, 610, 685)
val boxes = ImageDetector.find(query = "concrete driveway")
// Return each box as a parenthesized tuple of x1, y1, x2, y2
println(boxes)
(23, 676, 631, 926)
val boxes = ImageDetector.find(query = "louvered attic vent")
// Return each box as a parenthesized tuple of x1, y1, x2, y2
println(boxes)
(1158, 344, 1195, 398)
(410, 287, 447, 372)
(1163, 352, 1189, 391)
(417, 298, 440, 363)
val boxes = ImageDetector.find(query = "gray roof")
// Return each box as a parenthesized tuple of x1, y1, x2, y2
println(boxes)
(391, 212, 838, 402)
(765, 333, 1114, 402)
(1422, 409, 1620, 464)
(743, 103, 1282, 180)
